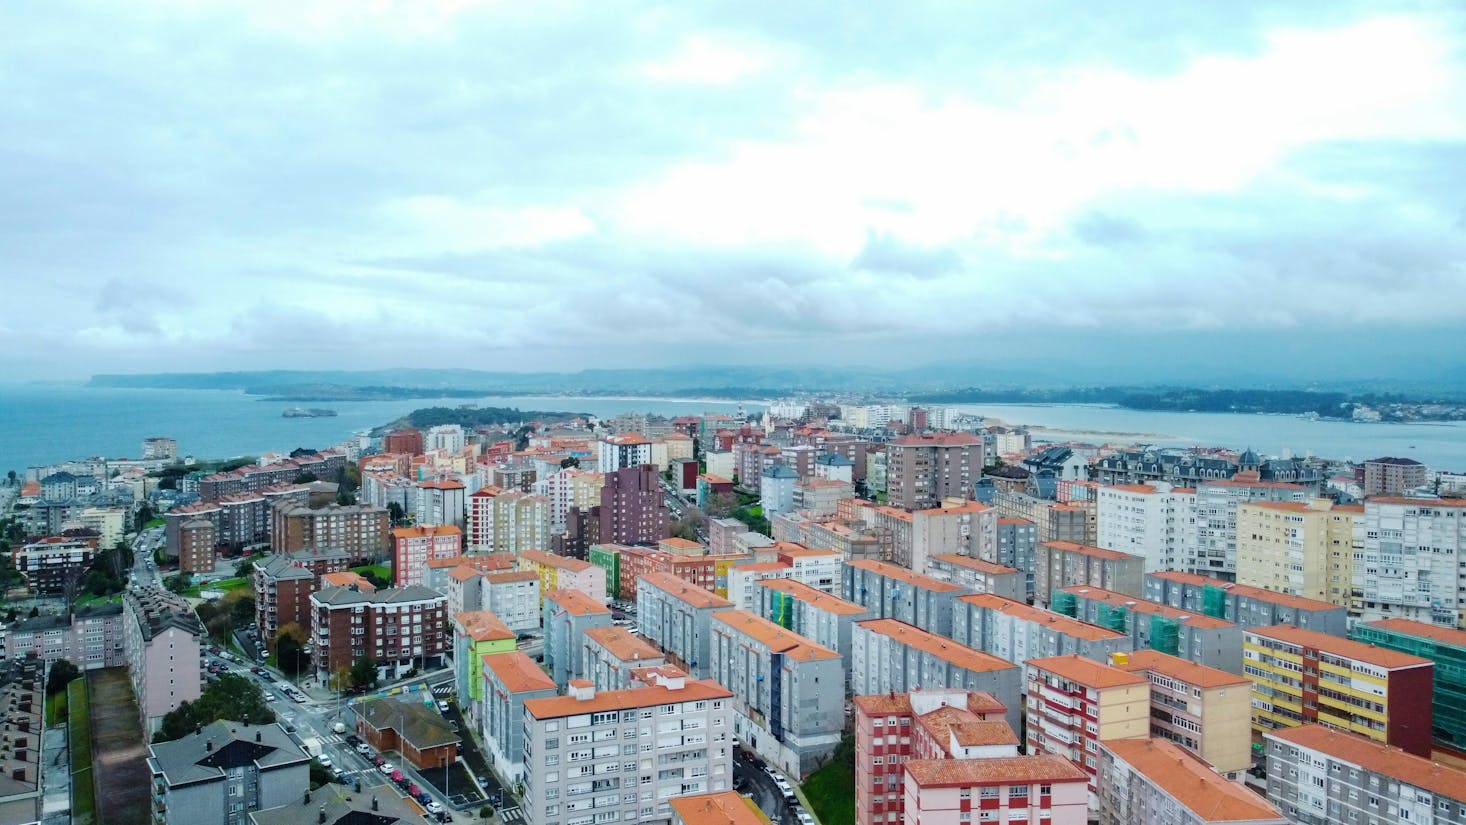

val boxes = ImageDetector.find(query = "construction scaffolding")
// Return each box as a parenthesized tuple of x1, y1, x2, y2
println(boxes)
(1149, 614, 1181, 656)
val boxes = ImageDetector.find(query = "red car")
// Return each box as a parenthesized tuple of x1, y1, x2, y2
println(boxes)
(372, 755, 386, 767)
(391, 770, 405, 783)
(407, 784, 422, 797)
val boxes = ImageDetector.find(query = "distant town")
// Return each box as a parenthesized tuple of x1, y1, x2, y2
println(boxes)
(3, 400, 1465, 825)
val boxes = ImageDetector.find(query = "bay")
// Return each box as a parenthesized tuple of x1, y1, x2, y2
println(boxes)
(0, 383, 760, 473)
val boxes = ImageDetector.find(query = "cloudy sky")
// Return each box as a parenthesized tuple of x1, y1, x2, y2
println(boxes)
(4, 1, 1466, 383)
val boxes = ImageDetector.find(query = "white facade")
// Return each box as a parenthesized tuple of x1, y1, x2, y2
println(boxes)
(425, 424, 466, 452)
(1096, 482, 1198, 573)
(1355, 498, 1466, 627)
(485, 572, 542, 632)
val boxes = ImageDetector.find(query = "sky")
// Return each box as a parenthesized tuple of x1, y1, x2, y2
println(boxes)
(4, 1, 1466, 384)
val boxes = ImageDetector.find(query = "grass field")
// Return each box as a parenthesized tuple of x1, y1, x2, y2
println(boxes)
(801, 735, 854, 825)
(46, 687, 68, 726)
(67, 679, 94, 825)
(184, 576, 250, 597)
(353, 564, 391, 582)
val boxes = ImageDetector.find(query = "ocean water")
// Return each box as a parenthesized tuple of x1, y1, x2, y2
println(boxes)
(0, 383, 761, 473)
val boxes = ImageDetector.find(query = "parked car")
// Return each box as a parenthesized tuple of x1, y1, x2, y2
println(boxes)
(316, 756, 333, 768)
(426, 801, 445, 814)
(372, 755, 386, 767)
(415, 791, 432, 805)
(379, 762, 395, 775)
(356, 743, 373, 756)
(436, 700, 450, 713)
(345, 734, 362, 748)
(390, 770, 405, 784)
(796, 812, 815, 825)
(407, 784, 422, 797)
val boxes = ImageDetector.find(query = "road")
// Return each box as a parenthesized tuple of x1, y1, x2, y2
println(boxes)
(661, 479, 709, 543)
(734, 749, 807, 825)
(129, 526, 164, 589)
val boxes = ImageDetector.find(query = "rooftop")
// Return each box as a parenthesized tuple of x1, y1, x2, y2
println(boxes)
(248, 783, 421, 825)
(930, 554, 1021, 576)
(453, 610, 515, 643)
(669, 791, 772, 825)
(1026, 654, 1148, 690)
(755, 579, 869, 615)
(1248, 624, 1434, 670)
(521, 549, 596, 573)
(1040, 541, 1140, 562)
(1062, 586, 1235, 628)
(712, 610, 840, 661)
(1146, 571, 1342, 611)
(904, 754, 1088, 787)
(391, 524, 462, 539)
(482, 651, 557, 694)
(150, 721, 308, 788)
(1268, 724, 1466, 802)
(640, 572, 734, 609)
(890, 432, 982, 447)
(1363, 618, 1466, 648)
(857, 619, 1015, 674)
(583, 626, 664, 662)
(1113, 649, 1248, 689)
(915, 706, 1018, 748)
(545, 588, 611, 616)
(1102, 737, 1282, 823)
(356, 697, 458, 749)
(484, 569, 540, 585)
(124, 586, 205, 640)
(847, 559, 965, 592)
(524, 679, 732, 720)
(958, 594, 1126, 641)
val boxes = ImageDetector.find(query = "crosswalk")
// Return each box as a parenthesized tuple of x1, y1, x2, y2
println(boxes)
(431, 683, 454, 697)
(316, 733, 344, 746)
(499, 807, 524, 823)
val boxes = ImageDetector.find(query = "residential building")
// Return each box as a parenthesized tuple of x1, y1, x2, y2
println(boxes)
(124, 585, 205, 733)
(1361, 456, 1429, 497)
(76, 505, 126, 547)
(993, 490, 1095, 545)
(1096, 737, 1285, 825)
(1056, 586, 1243, 673)
(1096, 482, 1198, 573)
(390, 525, 462, 588)
(597, 432, 653, 473)
(1352, 618, 1466, 748)
(483, 570, 541, 632)
(792, 478, 852, 515)
(246, 783, 421, 825)
(451, 610, 517, 721)
(581, 626, 665, 692)
(480, 651, 557, 787)
(708, 610, 844, 774)
(425, 423, 466, 452)
(754, 578, 871, 663)
(383, 428, 424, 455)
(309, 582, 446, 682)
(1033, 541, 1144, 608)
(851, 619, 1022, 735)
(10, 536, 96, 594)
(1192, 474, 1310, 580)
(1236, 499, 1358, 604)
(253, 547, 351, 642)
(0, 658, 44, 825)
(991, 516, 1039, 601)
(354, 696, 459, 770)
(467, 485, 502, 551)
(2, 602, 125, 670)
(142, 436, 178, 460)
(520, 549, 607, 604)
(1244, 624, 1434, 756)
(1355, 497, 1466, 629)
(269, 501, 389, 562)
(489, 489, 550, 555)
(910, 499, 998, 573)
(542, 588, 612, 685)
(726, 561, 794, 611)
(670, 791, 771, 825)
(886, 432, 984, 511)
(1144, 571, 1349, 636)
(520, 672, 734, 825)
(600, 464, 670, 545)
(1112, 649, 1252, 776)
(147, 721, 309, 825)
(423, 552, 514, 591)
(951, 594, 1131, 665)
(1024, 654, 1149, 788)
(1264, 724, 1466, 825)
(178, 517, 217, 573)
(637, 571, 734, 679)
(843, 559, 971, 639)
(588, 543, 625, 599)
(924, 554, 1024, 602)
(760, 465, 799, 517)
(414, 477, 467, 529)
(902, 756, 1090, 825)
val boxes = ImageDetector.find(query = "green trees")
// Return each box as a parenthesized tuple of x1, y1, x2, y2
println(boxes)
(153, 673, 275, 742)
(350, 657, 379, 690)
(274, 623, 310, 677)
(46, 660, 81, 696)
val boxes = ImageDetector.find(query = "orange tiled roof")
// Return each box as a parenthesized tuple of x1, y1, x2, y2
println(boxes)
(1365, 617, 1466, 647)
(916, 706, 1018, 748)
(711, 610, 840, 661)
(1061, 586, 1234, 628)
(1102, 738, 1282, 822)
(904, 754, 1087, 787)
(1363, 497, 1466, 507)
(639, 572, 733, 609)
(857, 620, 1014, 674)
(847, 559, 965, 593)
(755, 579, 869, 616)
(545, 588, 610, 616)
(521, 549, 595, 573)
(1041, 541, 1138, 561)
(525, 679, 732, 719)
(482, 651, 556, 694)
(393, 524, 463, 539)
(1269, 724, 1466, 801)
(1248, 624, 1433, 670)
(958, 594, 1126, 641)
(321, 571, 374, 590)
(1114, 649, 1248, 689)
(485, 570, 540, 585)
(1026, 654, 1148, 690)
(454, 610, 514, 642)
(583, 626, 664, 662)
(669, 791, 771, 825)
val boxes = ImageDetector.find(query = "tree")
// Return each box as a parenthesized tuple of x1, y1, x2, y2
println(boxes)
(157, 477, 177, 490)
(350, 657, 379, 689)
(706, 492, 738, 519)
(234, 556, 257, 578)
(560, 456, 580, 469)
(387, 502, 405, 526)
(46, 659, 80, 696)
(6, 470, 16, 485)
(229, 593, 255, 625)
(274, 622, 310, 677)
(359, 568, 390, 589)
(134, 504, 155, 532)
(335, 490, 357, 506)
(329, 665, 353, 694)
(152, 673, 275, 742)
(294, 472, 319, 484)
(163, 572, 192, 593)
(0, 553, 26, 593)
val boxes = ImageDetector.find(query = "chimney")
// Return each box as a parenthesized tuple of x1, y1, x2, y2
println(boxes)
(318, 805, 326, 824)
(206, 740, 213, 752)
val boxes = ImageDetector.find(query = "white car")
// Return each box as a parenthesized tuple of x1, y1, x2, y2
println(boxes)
(379, 762, 395, 775)
(796, 812, 815, 825)
(316, 756, 333, 768)
(355, 743, 373, 756)
(426, 801, 445, 814)
(437, 700, 450, 713)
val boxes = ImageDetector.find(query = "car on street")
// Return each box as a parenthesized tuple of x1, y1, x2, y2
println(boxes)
(795, 812, 815, 825)
(379, 762, 395, 775)
(356, 743, 373, 756)
(345, 734, 362, 747)
(372, 755, 386, 767)
(426, 801, 445, 814)
(332, 767, 346, 781)
(316, 756, 333, 768)
(391, 770, 405, 784)
(283, 723, 296, 734)
(437, 700, 449, 713)
(407, 784, 422, 798)
(415, 791, 432, 805)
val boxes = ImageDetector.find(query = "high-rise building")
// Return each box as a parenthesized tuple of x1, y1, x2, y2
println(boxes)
(1143, 571, 1348, 636)
(269, 500, 390, 563)
(309, 580, 446, 683)
(1351, 618, 1466, 748)
(1095, 482, 1197, 573)
(124, 585, 205, 733)
(885, 432, 984, 511)
(1112, 649, 1252, 776)
(1235, 499, 1360, 604)
(597, 433, 653, 473)
(1024, 654, 1149, 788)
(391, 525, 462, 588)
(1354, 497, 1466, 628)
(1191, 473, 1310, 580)
(599, 464, 669, 545)
(1361, 457, 1429, 497)
(1096, 737, 1285, 825)
(950, 593, 1131, 665)
(1032, 541, 1144, 609)
(147, 721, 310, 825)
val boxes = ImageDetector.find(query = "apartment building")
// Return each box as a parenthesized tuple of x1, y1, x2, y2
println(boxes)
(11, 536, 96, 594)
(391, 525, 462, 588)
(198, 451, 345, 501)
(993, 490, 1095, 545)
(1361, 456, 1429, 497)
(1192, 474, 1310, 580)
(1096, 737, 1285, 825)
(708, 610, 844, 774)
(1033, 541, 1145, 608)
(1144, 570, 1348, 636)
(178, 518, 217, 574)
(483, 570, 541, 632)
(543, 588, 612, 686)
(851, 619, 1022, 735)
(753, 578, 871, 663)
(451, 610, 517, 722)
(147, 721, 309, 825)
(424, 552, 515, 591)
(992, 516, 1039, 601)
(1056, 586, 1243, 673)
(923, 554, 1024, 601)
(1112, 649, 1251, 776)
(309, 582, 446, 683)
(597, 433, 653, 473)
(1244, 624, 1434, 757)
(1023, 654, 1149, 787)
(773, 545, 842, 593)
(520, 549, 608, 604)
(600, 464, 670, 545)
(467, 485, 502, 551)
(843, 559, 971, 639)
(1264, 724, 1466, 825)
(0, 658, 44, 824)
(950, 593, 1131, 665)
(2, 602, 125, 670)
(582, 626, 666, 692)
(520, 672, 734, 825)
(909, 499, 997, 573)
(269, 500, 389, 561)
(670, 791, 770, 825)
(1095, 482, 1197, 573)
(414, 477, 467, 529)
(902, 756, 1090, 825)
(1352, 618, 1466, 748)
(252, 547, 351, 643)
(637, 571, 734, 679)
(481, 650, 557, 788)
(1236, 499, 1359, 604)
(613, 545, 718, 602)
(488, 489, 550, 555)
(885, 432, 984, 511)
(124, 585, 205, 733)
(1354, 497, 1466, 629)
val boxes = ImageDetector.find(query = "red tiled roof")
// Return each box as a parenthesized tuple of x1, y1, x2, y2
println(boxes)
(482, 651, 558, 694)
(1113, 649, 1248, 689)
(525, 679, 732, 719)
(669, 791, 771, 825)
(1102, 738, 1282, 822)
(712, 610, 840, 661)
(857, 620, 1014, 674)
(848, 559, 964, 592)
(755, 579, 869, 616)
(1025, 654, 1148, 690)
(904, 755, 1087, 787)
(545, 588, 610, 616)
(1248, 624, 1433, 670)
(1269, 724, 1466, 801)
(1040, 541, 1139, 562)
(640, 572, 733, 609)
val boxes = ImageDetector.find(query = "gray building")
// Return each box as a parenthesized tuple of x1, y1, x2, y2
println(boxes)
(708, 610, 845, 776)
(923, 553, 1025, 602)
(1098, 737, 1285, 825)
(759, 465, 799, 517)
(1144, 571, 1348, 636)
(542, 588, 612, 686)
(951, 593, 1133, 665)
(480, 651, 557, 788)
(992, 516, 1038, 600)
(636, 571, 733, 679)
(1056, 585, 1244, 674)
(843, 559, 971, 639)
(752, 577, 871, 665)
(147, 721, 309, 825)
(1032, 540, 1145, 608)
(580, 626, 665, 692)
(248, 783, 420, 825)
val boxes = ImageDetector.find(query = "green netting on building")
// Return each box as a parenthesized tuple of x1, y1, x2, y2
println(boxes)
(1097, 604, 1128, 632)
(1352, 624, 1466, 746)
(769, 591, 794, 629)
(1201, 585, 1227, 619)
(1149, 614, 1181, 655)
(588, 546, 621, 600)
(1051, 591, 1077, 617)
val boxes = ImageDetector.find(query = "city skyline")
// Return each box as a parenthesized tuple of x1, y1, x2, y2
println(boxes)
(3, 2, 1466, 380)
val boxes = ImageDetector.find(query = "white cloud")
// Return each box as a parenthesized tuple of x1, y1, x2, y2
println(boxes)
(638, 34, 788, 85)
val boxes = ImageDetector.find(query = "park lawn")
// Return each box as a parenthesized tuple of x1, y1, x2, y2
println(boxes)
(353, 564, 391, 581)
(801, 735, 855, 825)
(183, 576, 250, 597)
(45, 688, 67, 725)
(144, 518, 165, 529)
(68, 679, 95, 825)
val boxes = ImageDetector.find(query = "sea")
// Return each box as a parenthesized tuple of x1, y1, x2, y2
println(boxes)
(0, 383, 761, 474)
(1, 383, 1463, 475)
